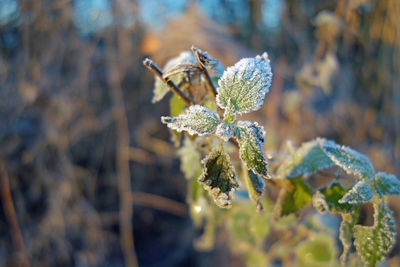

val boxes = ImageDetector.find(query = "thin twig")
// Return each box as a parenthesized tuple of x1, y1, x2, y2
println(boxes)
(106, 34, 138, 267)
(131, 192, 187, 217)
(191, 46, 217, 98)
(0, 161, 29, 267)
(143, 58, 193, 106)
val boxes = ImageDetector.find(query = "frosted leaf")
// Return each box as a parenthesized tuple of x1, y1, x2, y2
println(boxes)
(277, 138, 334, 178)
(339, 181, 373, 204)
(161, 105, 220, 136)
(314, 182, 356, 213)
(153, 51, 196, 103)
(215, 122, 233, 142)
(198, 149, 239, 209)
(234, 121, 268, 178)
(354, 202, 396, 265)
(339, 211, 359, 265)
(216, 52, 272, 114)
(375, 172, 400, 196)
(321, 140, 375, 180)
(177, 137, 202, 180)
(243, 169, 265, 211)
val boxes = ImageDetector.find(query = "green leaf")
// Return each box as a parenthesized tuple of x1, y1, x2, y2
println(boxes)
(177, 137, 202, 180)
(234, 121, 269, 178)
(198, 149, 239, 208)
(152, 51, 196, 103)
(295, 234, 337, 267)
(274, 177, 312, 217)
(277, 138, 334, 178)
(170, 93, 186, 117)
(313, 182, 356, 213)
(216, 53, 272, 114)
(321, 140, 375, 180)
(243, 167, 265, 211)
(353, 202, 396, 266)
(339, 210, 359, 265)
(339, 181, 373, 204)
(374, 172, 400, 196)
(161, 105, 220, 136)
(227, 200, 271, 252)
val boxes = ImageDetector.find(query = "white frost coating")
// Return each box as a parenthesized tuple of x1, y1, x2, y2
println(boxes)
(215, 122, 233, 142)
(339, 181, 373, 204)
(354, 202, 396, 265)
(234, 120, 268, 177)
(153, 51, 195, 103)
(321, 139, 375, 180)
(216, 52, 272, 114)
(375, 172, 400, 195)
(161, 105, 220, 136)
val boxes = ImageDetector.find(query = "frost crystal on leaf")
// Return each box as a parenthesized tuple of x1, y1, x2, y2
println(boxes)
(339, 211, 359, 265)
(161, 105, 220, 136)
(375, 172, 400, 196)
(216, 52, 272, 114)
(234, 121, 268, 178)
(153, 51, 196, 103)
(198, 149, 240, 209)
(339, 181, 373, 204)
(312, 191, 329, 214)
(321, 140, 375, 180)
(315, 182, 355, 213)
(215, 122, 233, 142)
(354, 202, 396, 265)
(277, 138, 334, 178)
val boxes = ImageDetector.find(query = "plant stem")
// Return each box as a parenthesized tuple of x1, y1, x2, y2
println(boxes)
(191, 46, 218, 98)
(0, 161, 29, 267)
(143, 58, 193, 106)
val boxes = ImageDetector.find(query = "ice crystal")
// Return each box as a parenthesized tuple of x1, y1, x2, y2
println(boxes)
(315, 182, 355, 213)
(374, 172, 400, 196)
(277, 138, 334, 178)
(339, 181, 373, 204)
(198, 149, 239, 209)
(216, 52, 272, 114)
(354, 202, 396, 265)
(321, 140, 375, 180)
(161, 105, 220, 136)
(312, 191, 329, 214)
(234, 121, 268, 177)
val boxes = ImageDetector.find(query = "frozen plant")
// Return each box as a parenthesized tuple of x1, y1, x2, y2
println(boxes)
(143, 47, 399, 267)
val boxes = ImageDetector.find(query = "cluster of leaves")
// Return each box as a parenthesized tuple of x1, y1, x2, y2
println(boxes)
(278, 138, 400, 266)
(146, 47, 399, 266)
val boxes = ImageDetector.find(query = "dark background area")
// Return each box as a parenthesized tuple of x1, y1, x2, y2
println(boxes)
(0, 0, 399, 266)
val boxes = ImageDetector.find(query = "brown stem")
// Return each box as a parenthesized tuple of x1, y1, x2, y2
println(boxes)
(131, 192, 187, 217)
(0, 161, 29, 267)
(191, 46, 218, 98)
(143, 58, 193, 106)
(106, 35, 138, 267)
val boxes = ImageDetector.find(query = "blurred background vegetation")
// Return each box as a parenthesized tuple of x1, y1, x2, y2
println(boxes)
(0, 0, 399, 266)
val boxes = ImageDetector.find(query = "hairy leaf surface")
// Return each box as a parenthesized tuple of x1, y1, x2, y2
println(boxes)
(198, 149, 239, 208)
(234, 121, 268, 178)
(354, 202, 396, 265)
(375, 172, 400, 196)
(217, 53, 272, 114)
(321, 140, 375, 180)
(161, 105, 220, 136)
(339, 181, 373, 204)
(339, 210, 359, 265)
(278, 138, 334, 178)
